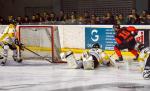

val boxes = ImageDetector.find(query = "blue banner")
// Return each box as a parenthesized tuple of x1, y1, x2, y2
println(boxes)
(85, 27, 116, 50)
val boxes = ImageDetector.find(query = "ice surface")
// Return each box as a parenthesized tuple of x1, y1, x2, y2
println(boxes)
(0, 58, 150, 91)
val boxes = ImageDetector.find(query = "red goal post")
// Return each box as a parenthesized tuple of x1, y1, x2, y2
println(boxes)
(17, 25, 66, 63)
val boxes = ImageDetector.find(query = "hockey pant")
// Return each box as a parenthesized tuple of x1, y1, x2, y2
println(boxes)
(114, 39, 138, 58)
(3, 44, 18, 61)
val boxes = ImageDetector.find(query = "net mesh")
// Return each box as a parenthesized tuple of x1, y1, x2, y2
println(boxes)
(18, 25, 65, 63)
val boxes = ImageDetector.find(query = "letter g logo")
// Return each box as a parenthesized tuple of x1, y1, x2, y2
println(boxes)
(91, 29, 99, 42)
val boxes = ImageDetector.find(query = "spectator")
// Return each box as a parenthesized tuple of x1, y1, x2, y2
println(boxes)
(89, 14, 96, 24)
(37, 16, 45, 24)
(0, 9, 149, 25)
(16, 16, 23, 24)
(66, 14, 77, 24)
(77, 15, 85, 24)
(83, 11, 90, 24)
(44, 13, 50, 22)
(139, 10, 148, 24)
(126, 9, 140, 24)
(49, 12, 56, 21)
(145, 13, 150, 24)
(31, 15, 37, 23)
(35, 13, 40, 22)
(0, 16, 6, 25)
(57, 10, 65, 21)
(115, 14, 125, 24)
(71, 11, 77, 18)
(22, 16, 30, 24)
(95, 16, 101, 24)
(6, 15, 15, 24)
(103, 12, 115, 24)
(43, 12, 48, 18)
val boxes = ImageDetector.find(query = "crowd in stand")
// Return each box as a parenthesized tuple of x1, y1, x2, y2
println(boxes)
(0, 9, 150, 25)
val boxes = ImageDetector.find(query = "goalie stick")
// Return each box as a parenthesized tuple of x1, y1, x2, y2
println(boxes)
(22, 46, 52, 63)
(108, 52, 118, 68)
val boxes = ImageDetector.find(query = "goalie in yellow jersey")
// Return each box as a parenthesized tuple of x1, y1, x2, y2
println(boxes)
(0, 23, 23, 65)
(60, 43, 116, 70)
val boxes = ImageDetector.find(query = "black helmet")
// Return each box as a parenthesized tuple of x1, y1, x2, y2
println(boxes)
(92, 43, 100, 48)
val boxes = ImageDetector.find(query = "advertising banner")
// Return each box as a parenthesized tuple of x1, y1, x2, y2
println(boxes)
(85, 27, 116, 50)
(85, 27, 145, 50)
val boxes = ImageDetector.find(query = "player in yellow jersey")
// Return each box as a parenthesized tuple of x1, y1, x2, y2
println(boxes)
(0, 23, 22, 65)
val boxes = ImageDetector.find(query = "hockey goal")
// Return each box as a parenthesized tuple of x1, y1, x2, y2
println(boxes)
(17, 25, 65, 63)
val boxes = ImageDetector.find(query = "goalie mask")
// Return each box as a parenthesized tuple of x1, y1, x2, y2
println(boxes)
(92, 43, 100, 49)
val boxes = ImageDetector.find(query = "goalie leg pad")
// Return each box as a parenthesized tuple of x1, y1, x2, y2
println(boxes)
(76, 60, 83, 68)
(65, 51, 81, 69)
(83, 56, 95, 70)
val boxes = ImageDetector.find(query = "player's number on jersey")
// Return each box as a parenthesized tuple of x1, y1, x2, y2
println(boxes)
(118, 30, 130, 39)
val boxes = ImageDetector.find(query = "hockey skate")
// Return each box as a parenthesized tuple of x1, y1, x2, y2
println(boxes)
(143, 69, 150, 80)
(115, 56, 123, 62)
(0, 55, 3, 59)
(133, 54, 139, 61)
(1, 61, 6, 66)
(12, 56, 22, 63)
(1, 58, 7, 66)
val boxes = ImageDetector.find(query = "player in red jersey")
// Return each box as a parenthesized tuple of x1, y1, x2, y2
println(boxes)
(113, 24, 139, 62)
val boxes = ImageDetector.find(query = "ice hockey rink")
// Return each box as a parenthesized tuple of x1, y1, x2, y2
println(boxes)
(0, 55, 150, 91)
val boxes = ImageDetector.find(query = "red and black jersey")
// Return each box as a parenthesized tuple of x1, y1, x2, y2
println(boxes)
(115, 26, 137, 44)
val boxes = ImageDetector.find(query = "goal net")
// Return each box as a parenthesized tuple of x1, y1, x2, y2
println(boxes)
(17, 25, 65, 63)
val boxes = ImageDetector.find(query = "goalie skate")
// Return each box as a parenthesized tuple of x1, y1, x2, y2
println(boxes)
(143, 69, 150, 80)
(1, 58, 7, 66)
(1, 61, 6, 66)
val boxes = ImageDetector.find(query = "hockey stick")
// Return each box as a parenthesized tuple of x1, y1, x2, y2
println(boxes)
(108, 51, 119, 68)
(23, 46, 52, 63)
(109, 51, 116, 57)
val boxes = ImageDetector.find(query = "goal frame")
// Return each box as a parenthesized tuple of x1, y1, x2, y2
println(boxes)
(17, 25, 65, 63)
